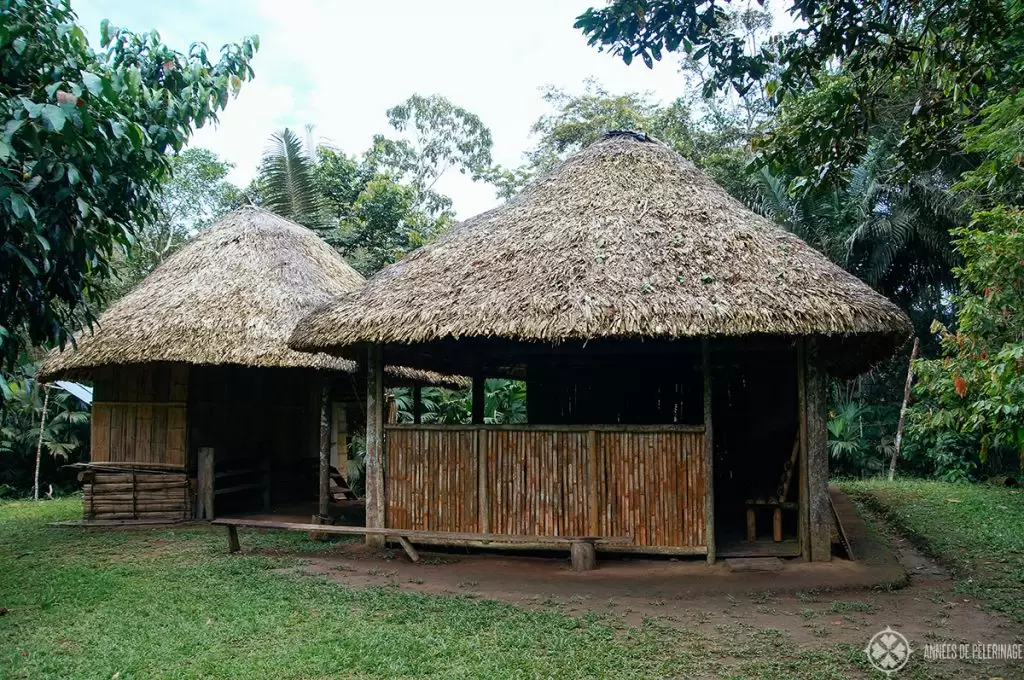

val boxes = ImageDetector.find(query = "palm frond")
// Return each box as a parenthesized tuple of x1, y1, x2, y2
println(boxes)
(260, 128, 323, 227)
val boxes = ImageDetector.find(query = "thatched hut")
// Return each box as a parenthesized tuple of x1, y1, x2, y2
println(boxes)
(290, 132, 912, 562)
(40, 207, 460, 522)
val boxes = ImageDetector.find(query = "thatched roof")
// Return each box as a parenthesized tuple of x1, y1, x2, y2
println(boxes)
(290, 133, 912, 373)
(39, 207, 464, 387)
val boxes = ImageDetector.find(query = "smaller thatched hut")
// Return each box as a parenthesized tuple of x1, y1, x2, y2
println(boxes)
(291, 132, 912, 562)
(40, 207, 460, 522)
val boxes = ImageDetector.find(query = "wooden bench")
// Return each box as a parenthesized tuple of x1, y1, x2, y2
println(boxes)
(745, 437, 799, 542)
(211, 518, 631, 571)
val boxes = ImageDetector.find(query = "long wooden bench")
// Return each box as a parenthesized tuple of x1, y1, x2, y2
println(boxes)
(211, 518, 632, 571)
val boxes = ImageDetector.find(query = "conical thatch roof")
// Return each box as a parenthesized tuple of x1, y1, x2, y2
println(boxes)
(39, 207, 463, 386)
(290, 133, 911, 373)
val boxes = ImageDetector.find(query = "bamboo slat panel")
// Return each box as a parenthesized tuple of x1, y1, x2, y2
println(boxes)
(91, 403, 187, 468)
(386, 428, 478, 533)
(82, 470, 192, 521)
(384, 426, 706, 548)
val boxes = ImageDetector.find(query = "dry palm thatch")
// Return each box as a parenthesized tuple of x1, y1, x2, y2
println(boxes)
(290, 133, 912, 372)
(39, 207, 464, 387)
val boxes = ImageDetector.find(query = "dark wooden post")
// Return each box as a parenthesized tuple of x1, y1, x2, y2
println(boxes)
(471, 374, 485, 425)
(365, 344, 386, 548)
(798, 338, 831, 562)
(198, 447, 215, 520)
(317, 382, 332, 521)
(412, 384, 422, 425)
(702, 340, 715, 565)
(805, 339, 831, 561)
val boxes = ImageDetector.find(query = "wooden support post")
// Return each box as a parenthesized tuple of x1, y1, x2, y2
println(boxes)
(477, 429, 490, 533)
(198, 447, 215, 520)
(702, 340, 715, 564)
(412, 384, 422, 425)
(746, 508, 756, 541)
(227, 524, 240, 553)
(588, 430, 600, 537)
(773, 508, 783, 543)
(471, 374, 485, 425)
(318, 383, 331, 520)
(397, 536, 420, 563)
(570, 540, 597, 572)
(365, 344, 386, 548)
(804, 339, 831, 562)
(797, 339, 810, 561)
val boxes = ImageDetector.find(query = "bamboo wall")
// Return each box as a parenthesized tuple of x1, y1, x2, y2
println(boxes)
(90, 364, 189, 468)
(385, 425, 707, 549)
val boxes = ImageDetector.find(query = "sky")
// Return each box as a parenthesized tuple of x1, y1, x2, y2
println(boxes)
(73, 0, 786, 218)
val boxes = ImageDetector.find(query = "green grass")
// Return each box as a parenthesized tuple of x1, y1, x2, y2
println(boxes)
(0, 498, 947, 679)
(842, 478, 1024, 624)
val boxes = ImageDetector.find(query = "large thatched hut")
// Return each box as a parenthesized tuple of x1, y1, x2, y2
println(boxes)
(290, 132, 912, 562)
(40, 207, 459, 523)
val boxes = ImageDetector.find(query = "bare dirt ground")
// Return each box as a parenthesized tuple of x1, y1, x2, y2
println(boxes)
(277, 501, 1023, 678)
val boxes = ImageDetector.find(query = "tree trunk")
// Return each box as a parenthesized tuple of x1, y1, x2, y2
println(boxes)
(889, 337, 920, 481)
(33, 385, 50, 501)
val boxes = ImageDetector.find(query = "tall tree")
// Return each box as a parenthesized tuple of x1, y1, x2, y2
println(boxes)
(0, 0, 257, 368)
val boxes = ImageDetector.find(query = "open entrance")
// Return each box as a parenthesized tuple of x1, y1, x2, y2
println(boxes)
(712, 343, 801, 557)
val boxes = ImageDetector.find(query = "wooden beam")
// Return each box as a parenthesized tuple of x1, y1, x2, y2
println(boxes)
(412, 384, 422, 425)
(805, 339, 831, 562)
(365, 344, 386, 548)
(797, 339, 810, 561)
(197, 447, 215, 520)
(471, 374, 485, 424)
(227, 524, 240, 553)
(702, 339, 715, 565)
(318, 382, 331, 519)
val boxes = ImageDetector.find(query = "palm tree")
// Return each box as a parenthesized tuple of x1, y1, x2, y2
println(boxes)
(258, 127, 323, 227)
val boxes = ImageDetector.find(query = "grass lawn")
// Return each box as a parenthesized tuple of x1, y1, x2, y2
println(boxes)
(0, 494, 995, 679)
(842, 478, 1024, 624)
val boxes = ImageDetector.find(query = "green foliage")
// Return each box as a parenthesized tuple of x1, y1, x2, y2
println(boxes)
(0, 0, 257, 368)
(258, 127, 323, 227)
(0, 361, 90, 493)
(910, 207, 1024, 471)
(393, 380, 528, 425)
(577, 1, 1019, 194)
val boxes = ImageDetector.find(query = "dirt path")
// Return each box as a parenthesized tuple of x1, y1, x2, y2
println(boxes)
(282, 503, 1021, 678)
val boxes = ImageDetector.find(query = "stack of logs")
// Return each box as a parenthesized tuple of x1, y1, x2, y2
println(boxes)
(81, 468, 194, 521)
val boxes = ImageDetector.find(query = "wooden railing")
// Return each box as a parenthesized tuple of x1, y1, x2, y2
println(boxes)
(384, 424, 707, 551)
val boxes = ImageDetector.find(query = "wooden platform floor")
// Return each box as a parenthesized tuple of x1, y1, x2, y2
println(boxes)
(717, 537, 801, 558)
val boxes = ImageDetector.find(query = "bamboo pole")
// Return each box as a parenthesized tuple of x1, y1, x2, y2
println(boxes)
(318, 383, 331, 520)
(889, 337, 920, 481)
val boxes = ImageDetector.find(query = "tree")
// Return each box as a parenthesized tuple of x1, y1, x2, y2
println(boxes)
(258, 127, 322, 227)
(0, 0, 258, 368)
(909, 207, 1024, 474)
(575, 0, 1018, 194)
(112, 148, 239, 294)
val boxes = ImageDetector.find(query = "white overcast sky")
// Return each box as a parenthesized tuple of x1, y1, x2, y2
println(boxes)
(73, 0, 790, 218)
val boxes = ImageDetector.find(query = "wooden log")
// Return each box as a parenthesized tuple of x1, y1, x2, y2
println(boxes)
(797, 339, 810, 561)
(773, 508, 782, 543)
(570, 540, 597, 571)
(702, 339, 716, 564)
(198, 447, 215, 520)
(318, 383, 331, 518)
(805, 340, 831, 562)
(365, 344, 385, 548)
